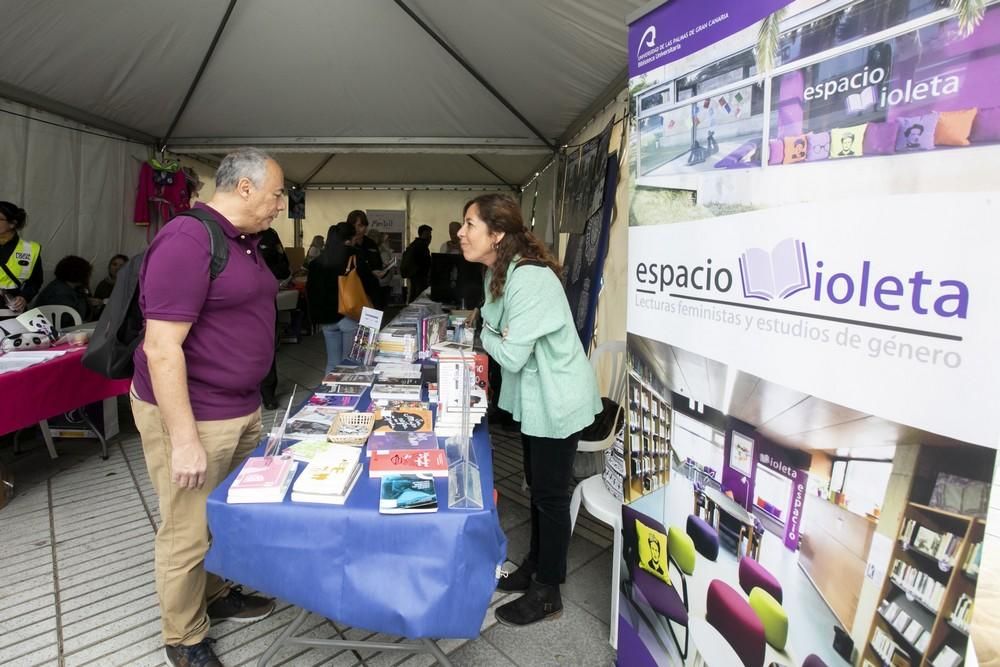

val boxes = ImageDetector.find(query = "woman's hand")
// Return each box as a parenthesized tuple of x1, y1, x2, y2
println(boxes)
(465, 308, 479, 328)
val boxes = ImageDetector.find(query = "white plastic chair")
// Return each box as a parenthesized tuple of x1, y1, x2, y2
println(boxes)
(578, 340, 627, 453)
(37, 304, 82, 331)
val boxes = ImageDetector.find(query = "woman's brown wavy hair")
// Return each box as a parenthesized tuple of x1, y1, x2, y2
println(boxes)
(464, 193, 561, 300)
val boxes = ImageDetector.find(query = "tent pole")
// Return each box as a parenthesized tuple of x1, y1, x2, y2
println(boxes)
(159, 0, 239, 150)
(466, 155, 517, 191)
(392, 0, 556, 151)
(302, 154, 336, 185)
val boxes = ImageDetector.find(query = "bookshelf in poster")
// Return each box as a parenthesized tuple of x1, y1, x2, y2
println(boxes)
(290, 446, 362, 504)
(370, 449, 447, 477)
(373, 407, 433, 433)
(227, 455, 298, 504)
(366, 430, 439, 456)
(378, 474, 439, 514)
(900, 519, 962, 567)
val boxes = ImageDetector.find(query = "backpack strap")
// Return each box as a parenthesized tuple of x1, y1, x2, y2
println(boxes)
(515, 259, 548, 269)
(182, 208, 230, 279)
(1, 262, 22, 289)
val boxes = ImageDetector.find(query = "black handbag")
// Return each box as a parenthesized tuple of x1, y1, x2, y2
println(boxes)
(579, 397, 625, 442)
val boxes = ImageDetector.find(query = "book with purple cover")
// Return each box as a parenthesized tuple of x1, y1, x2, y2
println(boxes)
(308, 394, 361, 409)
(366, 430, 439, 457)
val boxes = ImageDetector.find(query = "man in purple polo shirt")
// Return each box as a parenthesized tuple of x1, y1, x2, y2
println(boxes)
(130, 148, 285, 667)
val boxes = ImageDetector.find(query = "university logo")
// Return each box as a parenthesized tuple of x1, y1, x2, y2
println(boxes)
(738, 238, 810, 301)
(637, 25, 656, 56)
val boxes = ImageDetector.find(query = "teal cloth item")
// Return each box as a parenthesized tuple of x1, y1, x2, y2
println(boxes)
(748, 587, 788, 650)
(479, 262, 602, 439)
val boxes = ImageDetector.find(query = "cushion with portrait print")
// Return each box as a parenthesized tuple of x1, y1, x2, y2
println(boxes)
(635, 519, 671, 585)
(782, 135, 808, 164)
(830, 123, 867, 159)
(896, 113, 939, 151)
(806, 131, 831, 161)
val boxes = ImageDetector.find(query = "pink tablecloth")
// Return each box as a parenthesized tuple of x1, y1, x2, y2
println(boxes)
(0, 347, 131, 435)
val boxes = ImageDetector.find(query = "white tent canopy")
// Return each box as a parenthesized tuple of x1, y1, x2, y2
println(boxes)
(1, 0, 643, 187)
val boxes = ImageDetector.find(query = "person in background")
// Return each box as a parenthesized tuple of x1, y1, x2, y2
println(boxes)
(307, 222, 377, 373)
(439, 221, 462, 254)
(458, 193, 601, 627)
(94, 254, 129, 300)
(348, 210, 384, 308)
(372, 231, 396, 309)
(131, 148, 283, 667)
(305, 234, 325, 261)
(258, 227, 291, 410)
(34, 255, 99, 324)
(0, 201, 43, 318)
(400, 224, 432, 302)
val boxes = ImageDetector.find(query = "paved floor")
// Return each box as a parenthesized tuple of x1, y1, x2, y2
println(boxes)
(0, 333, 617, 667)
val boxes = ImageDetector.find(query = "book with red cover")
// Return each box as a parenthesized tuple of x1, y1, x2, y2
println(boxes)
(370, 449, 448, 477)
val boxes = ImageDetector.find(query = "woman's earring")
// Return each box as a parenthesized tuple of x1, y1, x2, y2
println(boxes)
(491, 242, 500, 251)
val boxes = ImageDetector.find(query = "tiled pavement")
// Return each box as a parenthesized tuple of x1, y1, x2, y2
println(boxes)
(0, 334, 617, 667)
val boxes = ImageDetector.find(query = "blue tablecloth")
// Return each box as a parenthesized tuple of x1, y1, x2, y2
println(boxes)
(205, 410, 506, 639)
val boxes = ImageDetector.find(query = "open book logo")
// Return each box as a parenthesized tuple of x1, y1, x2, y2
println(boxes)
(738, 239, 810, 301)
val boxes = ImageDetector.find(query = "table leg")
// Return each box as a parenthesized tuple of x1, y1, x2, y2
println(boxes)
(421, 638, 454, 667)
(610, 517, 622, 649)
(79, 410, 109, 460)
(258, 607, 310, 667)
(38, 420, 58, 459)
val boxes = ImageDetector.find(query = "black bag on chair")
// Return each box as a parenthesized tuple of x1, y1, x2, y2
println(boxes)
(578, 397, 625, 442)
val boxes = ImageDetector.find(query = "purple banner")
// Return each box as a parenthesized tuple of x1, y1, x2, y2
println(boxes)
(756, 440, 810, 551)
(628, 0, 793, 78)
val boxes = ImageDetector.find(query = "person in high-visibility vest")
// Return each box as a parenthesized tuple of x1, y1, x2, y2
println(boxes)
(0, 201, 43, 318)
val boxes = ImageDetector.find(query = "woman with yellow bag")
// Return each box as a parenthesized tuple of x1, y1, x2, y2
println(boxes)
(306, 222, 377, 372)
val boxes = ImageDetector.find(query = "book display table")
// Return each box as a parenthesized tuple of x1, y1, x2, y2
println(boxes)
(204, 395, 506, 666)
(0, 346, 130, 459)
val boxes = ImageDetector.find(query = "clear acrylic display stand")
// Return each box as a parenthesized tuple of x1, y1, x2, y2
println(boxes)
(348, 307, 383, 365)
(446, 351, 483, 510)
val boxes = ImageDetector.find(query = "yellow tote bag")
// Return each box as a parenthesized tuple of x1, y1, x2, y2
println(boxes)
(338, 255, 372, 320)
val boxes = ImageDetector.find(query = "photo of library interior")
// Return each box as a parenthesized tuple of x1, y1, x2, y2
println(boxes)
(616, 333, 994, 667)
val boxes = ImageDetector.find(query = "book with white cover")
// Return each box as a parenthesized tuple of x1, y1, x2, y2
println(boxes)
(291, 446, 363, 503)
(291, 464, 362, 505)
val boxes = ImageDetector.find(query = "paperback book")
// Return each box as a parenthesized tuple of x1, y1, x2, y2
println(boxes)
(378, 474, 439, 514)
(284, 438, 339, 463)
(308, 394, 361, 410)
(373, 407, 434, 433)
(290, 446, 363, 504)
(315, 382, 367, 396)
(227, 455, 298, 504)
(370, 449, 447, 477)
(370, 383, 423, 401)
(322, 371, 376, 385)
(367, 430, 439, 456)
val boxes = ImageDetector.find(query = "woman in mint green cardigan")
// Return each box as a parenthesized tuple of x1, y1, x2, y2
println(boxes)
(458, 193, 601, 627)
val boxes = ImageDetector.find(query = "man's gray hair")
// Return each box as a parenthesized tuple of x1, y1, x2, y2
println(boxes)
(215, 148, 274, 191)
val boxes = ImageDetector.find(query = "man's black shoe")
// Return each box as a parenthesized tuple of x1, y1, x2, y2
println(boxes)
(495, 579, 563, 626)
(207, 586, 275, 624)
(164, 638, 221, 667)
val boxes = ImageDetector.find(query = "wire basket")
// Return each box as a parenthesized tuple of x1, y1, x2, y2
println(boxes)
(326, 411, 374, 446)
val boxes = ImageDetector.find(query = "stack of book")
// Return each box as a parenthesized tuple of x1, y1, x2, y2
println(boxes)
(963, 541, 982, 576)
(932, 645, 963, 667)
(227, 455, 298, 503)
(950, 593, 974, 632)
(378, 474, 439, 514)
(290, 445, 363, 504)
(890, 559, 945, 611)
(900, 519, 962, 566)
(370, 449, 447, 477)
(878, 599, 930, 653)
(366, 429, 439, 456)
(372, 406, 434, 436)
(284, 438, 340, 463)
(871, 626, 909, 666)
(376, 325, 418, 362)
(435, 350, 488, 438)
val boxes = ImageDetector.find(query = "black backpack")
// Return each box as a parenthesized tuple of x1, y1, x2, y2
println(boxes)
(82, 209, 229, 379)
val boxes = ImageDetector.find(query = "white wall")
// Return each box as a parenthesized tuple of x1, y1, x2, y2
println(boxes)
(0, 99, 150, 277)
